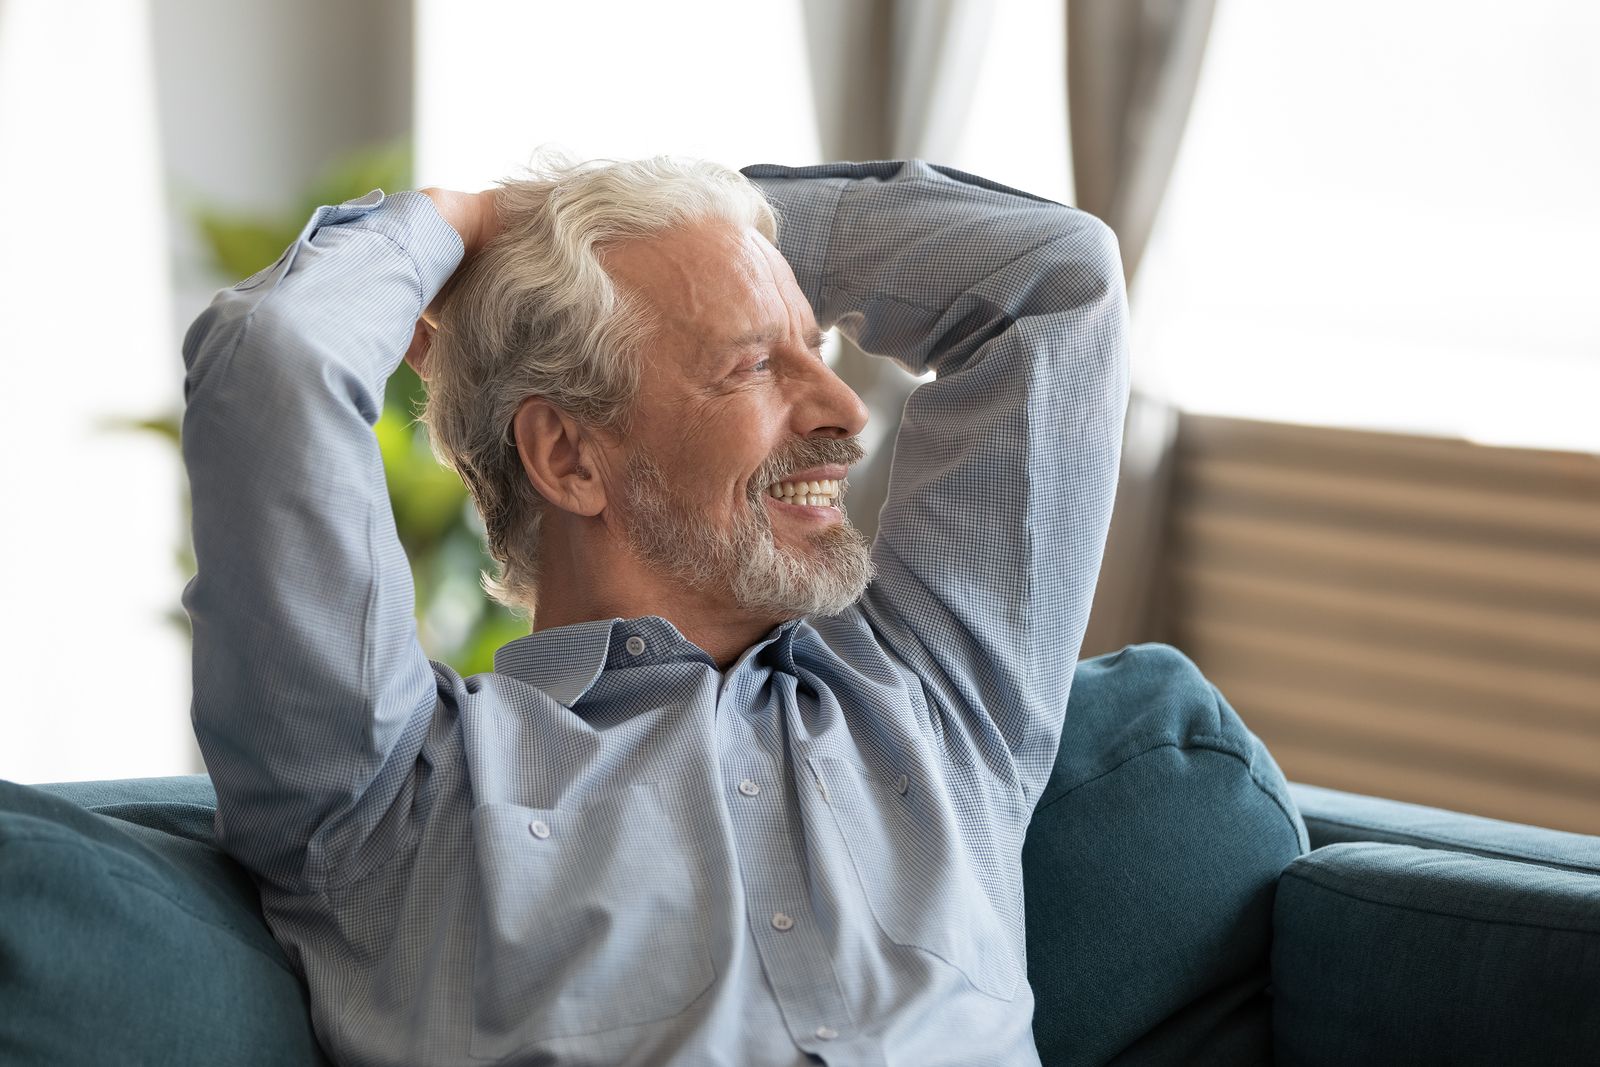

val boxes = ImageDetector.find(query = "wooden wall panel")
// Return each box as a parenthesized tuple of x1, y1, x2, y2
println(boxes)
(1165, 414, 1600, 835)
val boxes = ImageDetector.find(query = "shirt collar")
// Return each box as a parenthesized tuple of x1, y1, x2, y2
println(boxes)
(492, 617, 618, 707)
(766, 617, 804, 675)
(491, 615, 806, 707)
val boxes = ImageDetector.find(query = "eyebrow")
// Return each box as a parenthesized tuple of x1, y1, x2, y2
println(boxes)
(712, 325, 827, 357)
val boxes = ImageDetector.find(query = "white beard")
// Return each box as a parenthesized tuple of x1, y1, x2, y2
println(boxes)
(617, 449, 875, 620)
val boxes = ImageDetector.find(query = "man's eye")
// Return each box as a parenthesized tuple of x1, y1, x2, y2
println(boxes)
(748, 359, 771, 373)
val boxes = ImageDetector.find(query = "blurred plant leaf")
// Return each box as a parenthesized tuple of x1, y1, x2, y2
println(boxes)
(460, 612, 532, 676)
(102, 414, 181, 446)
(194, 213, 297, 281)
(301, 140, 413, 218)
(132, 137, 525, 674)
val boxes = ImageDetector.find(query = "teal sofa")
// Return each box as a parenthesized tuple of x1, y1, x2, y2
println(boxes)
(3, 644, 1597, 1065)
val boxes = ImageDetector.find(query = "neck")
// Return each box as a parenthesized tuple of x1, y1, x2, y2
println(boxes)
(530, 514, 783, 671)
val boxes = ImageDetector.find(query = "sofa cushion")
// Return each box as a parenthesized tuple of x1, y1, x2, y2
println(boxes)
(1272, 841, 1600, 1067)
(0, 778, 329, 1066)
(33, 771, 220, 812)
(1289, 782, 1600, 875)
(1024, 643, 1309, 1065)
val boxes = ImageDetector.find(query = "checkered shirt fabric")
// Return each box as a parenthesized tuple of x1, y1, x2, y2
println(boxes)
(180, 160, 1129, 1066)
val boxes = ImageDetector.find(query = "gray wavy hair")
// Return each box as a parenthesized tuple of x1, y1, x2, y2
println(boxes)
(419, 151, 780, 619)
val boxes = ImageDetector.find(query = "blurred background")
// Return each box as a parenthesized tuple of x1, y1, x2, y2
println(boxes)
(1, 0, 1595, 834)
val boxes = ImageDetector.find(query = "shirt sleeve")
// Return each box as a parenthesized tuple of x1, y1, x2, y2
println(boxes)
(742, 161, 1130, 807)
(180, 190, 464, 893)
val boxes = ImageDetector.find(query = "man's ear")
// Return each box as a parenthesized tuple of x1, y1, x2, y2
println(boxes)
(511, 397, 607, 517)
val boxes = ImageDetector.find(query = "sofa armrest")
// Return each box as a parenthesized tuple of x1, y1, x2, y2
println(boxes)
(1287, 781, 1600, 876)
(0, 778, 329, 1066)
(1272, 841, 1600, 1066)
(32, 773, 218, 811)
(31, 774, 223, 847)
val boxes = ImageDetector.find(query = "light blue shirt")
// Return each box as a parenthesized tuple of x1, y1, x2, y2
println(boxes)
(181, 160, 1129, 1066)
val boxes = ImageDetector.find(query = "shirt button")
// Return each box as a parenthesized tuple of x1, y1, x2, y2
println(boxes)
(815, 1026, 838, 1040)
(738, 779, 761, 797)
(528, 819, 551, 839)
(625, 635, 646, 655)
(894, 773, 909, 794)
(771, 912, 795, 931)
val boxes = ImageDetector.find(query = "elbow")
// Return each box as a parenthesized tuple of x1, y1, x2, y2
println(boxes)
(1039, 212, 1130, 369)
(1070, 212, 1127, 311)
(1023, 214, 1132, 418)
(1019, 209, 1128, 323)
(1071, 214, 1130, 377)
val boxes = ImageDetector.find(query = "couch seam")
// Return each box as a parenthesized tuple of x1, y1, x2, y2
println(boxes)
(1299, 813, 1600, 876)
(1033, 736, 1307, 860)
(1281, 864, 1600, 935)
(1036, 733, 1246, 811)
(1244, 761, 1308, 856)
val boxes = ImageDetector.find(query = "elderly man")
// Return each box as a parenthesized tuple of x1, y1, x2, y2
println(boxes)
(180, 156, 1128, 1065)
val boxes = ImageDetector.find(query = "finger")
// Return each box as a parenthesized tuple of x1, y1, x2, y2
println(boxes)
(403, 319, 434, 380)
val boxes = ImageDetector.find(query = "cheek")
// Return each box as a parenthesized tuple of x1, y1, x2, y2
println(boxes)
(673, 457, 749, 511)
(663, 397, 777, 505)
(719, 418, 780, 494)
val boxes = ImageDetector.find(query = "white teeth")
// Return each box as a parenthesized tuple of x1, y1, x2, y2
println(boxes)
(764, 478, 842, 508)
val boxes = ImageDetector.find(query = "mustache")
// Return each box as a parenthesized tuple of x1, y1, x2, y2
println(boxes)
(757, 436, 868, 491)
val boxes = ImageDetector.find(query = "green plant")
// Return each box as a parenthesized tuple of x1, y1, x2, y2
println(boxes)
(146, 140, 526, 674)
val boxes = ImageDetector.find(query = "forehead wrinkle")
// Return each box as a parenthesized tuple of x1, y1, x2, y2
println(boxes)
(718, 323, 825, 352)
(626, 250, 717, 340)
(750, 234, 825, 350)
(611, 222, 821, 381)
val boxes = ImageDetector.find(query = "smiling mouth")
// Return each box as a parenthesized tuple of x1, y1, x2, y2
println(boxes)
(764, 479, 844, 508)
(765, 495, 841, 521)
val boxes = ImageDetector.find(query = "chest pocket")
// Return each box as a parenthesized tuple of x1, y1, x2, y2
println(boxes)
(467, 782, 715, 1058)
(809, 756, 1021, 1001)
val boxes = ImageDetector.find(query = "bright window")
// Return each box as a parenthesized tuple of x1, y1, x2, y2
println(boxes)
(0, 1, 189, 782)
(1132, 0, 1600, 453)
(415, 0, 819, 190)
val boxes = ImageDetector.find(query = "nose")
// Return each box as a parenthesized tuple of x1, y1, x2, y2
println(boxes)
(795, 350, 870, 440)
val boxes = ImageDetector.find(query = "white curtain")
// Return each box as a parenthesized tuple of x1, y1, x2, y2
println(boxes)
(799, 0, 999, 542)
(1069, 0, 1217, 657)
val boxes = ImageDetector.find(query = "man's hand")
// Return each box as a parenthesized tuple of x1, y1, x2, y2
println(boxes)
(420, 186, 501, 277)
(407, 186, 502, 378)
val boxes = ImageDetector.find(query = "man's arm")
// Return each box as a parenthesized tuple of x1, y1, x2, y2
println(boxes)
(181, 189, 477, 894)
(743, 161, 1130, 808)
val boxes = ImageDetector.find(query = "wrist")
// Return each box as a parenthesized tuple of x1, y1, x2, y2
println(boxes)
(418, 187, 492, 259)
